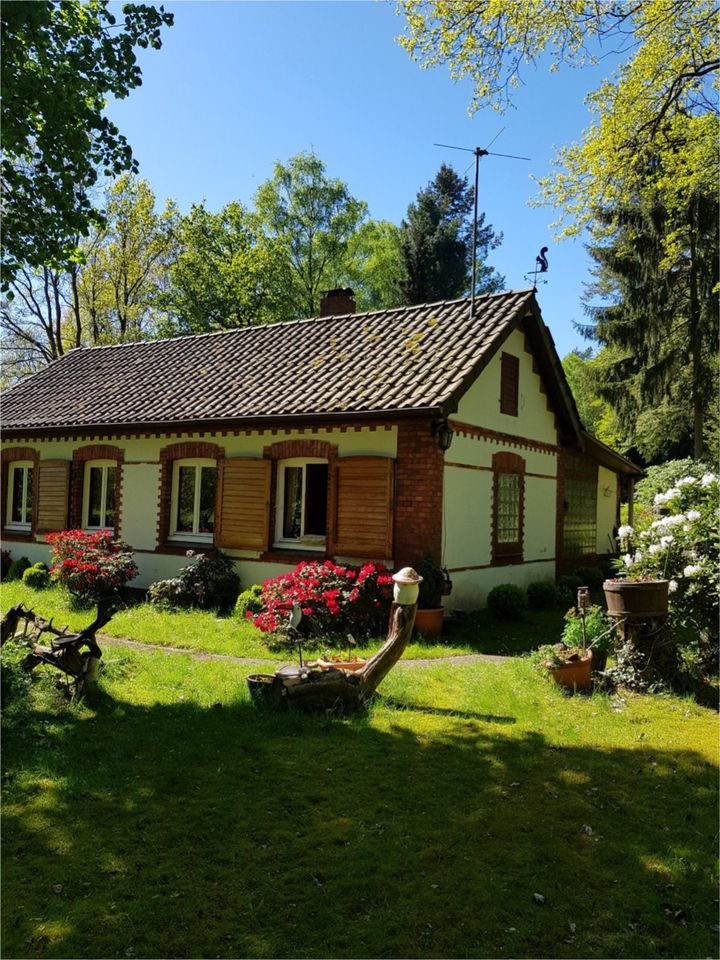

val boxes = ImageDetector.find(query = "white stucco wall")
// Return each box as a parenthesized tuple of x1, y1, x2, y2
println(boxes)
(1, 425, 397, 589)
(442, 327, 559, 610)
(596, 465, 618, 556)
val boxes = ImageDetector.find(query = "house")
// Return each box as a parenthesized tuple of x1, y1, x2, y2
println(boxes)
(0, 288, 642, 609)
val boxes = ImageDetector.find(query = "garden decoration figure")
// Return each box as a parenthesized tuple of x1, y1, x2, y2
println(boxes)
(0, 600, 120, 700)
(577, 586, 590, 654)
(247, 567, 422, 712)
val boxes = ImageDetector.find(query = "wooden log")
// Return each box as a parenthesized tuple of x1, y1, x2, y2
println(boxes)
(281, 601, 417, 712)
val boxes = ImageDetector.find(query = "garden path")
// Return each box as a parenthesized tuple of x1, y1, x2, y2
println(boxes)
(98, 634, 508, 666)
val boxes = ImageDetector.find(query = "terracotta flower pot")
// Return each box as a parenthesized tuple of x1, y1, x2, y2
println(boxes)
(603, 579, 669, 619)
(414, 607, 444, 638)
(550, 650, 593, 691)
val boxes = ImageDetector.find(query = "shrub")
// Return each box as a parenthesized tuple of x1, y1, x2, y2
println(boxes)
(527, 580, 559, 609)
(147, 550, 240, 614)
(1, 549, 12, 580)
(252, 560, 393, 647)
(573, 566, 605, 590)
(487, 583, 527, 618)
(562, 604, 610, 652)
(616, 470, 718, 671)
(417, 555, 448, 609)
(47, 529, 138, 605)
(235, 584, 264, 619)
(557, 574, 582, 605)
(634, 459, 710, 508)
(6, 556, 31, 581)
(22, 562, 50, 590)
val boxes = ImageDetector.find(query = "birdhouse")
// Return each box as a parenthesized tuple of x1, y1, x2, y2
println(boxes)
(392, 567, 423, 605)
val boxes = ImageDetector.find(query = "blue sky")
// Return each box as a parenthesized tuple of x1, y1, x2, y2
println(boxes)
(107, 1, 618, 357)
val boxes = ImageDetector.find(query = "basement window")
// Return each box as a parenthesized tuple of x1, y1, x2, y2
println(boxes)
(274, 458, 328, 550)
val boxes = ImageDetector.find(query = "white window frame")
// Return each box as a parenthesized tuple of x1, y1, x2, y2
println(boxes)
(274, 457, 328, 551)
(169, 458, 217, 543)
(82, 460, 117, 530)
(6, 461, 34, 531)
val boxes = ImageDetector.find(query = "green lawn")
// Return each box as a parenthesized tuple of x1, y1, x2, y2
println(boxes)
(2, 641, 717, 959)
(0, 582, 569, 661)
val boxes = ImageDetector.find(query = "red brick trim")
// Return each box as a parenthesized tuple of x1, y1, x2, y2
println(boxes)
(263, 438, 338, 461)
(157, 441, 225, 548)
(523, 329, 559, 429)
(393, 419, 443, 568)
(448, 420, 558, 455)
(445, 461, 555, 481)
(448, 558, 555, 573)
(491, 451, 525, 566)
(1, 447, 40, 535)
(70, 444, 125, 537)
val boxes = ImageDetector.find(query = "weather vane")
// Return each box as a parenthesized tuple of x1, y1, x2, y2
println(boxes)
(525, 246, 549, 290)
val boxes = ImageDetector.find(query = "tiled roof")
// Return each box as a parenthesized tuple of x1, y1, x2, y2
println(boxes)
(2, 289, 540, 433)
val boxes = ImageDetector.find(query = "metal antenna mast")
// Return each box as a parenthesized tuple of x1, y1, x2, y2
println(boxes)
(434, 134, 530, 317)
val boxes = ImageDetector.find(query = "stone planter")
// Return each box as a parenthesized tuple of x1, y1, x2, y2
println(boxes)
(414, 607, 444, 638)
(603, 579, 669, 619)
(550, 650, 593, 691)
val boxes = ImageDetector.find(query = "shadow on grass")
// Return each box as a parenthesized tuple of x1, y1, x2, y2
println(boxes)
(2, 686, 717, 960)
(376, 694, 516, 724)
(444, 605, 569, 656)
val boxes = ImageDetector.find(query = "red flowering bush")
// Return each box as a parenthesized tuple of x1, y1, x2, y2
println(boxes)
(47, 529, 138, 606)
(252, 560, 393, 648)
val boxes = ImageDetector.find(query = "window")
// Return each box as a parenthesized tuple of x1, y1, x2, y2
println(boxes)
(6, 462, 33, 530)
(563, 477, 597, 557)
(500, 352, 519, 416)
(170, 460, 217, 541)
(492, 452, 524, 564)
(82, 461, 116, 529)
(274, 458, 328, 549)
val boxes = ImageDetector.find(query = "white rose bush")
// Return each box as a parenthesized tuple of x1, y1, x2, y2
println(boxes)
(613, 472, 719, 672)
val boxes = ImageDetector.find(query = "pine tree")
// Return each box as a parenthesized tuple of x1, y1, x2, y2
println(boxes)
(582, 190, 718, 461)
(399, 164, 503, 304)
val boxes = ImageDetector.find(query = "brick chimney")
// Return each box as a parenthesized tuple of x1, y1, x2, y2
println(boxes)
(319, 288, 356, 317)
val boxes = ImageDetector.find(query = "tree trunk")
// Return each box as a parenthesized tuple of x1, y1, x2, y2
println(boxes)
(688, 197, 704, 460)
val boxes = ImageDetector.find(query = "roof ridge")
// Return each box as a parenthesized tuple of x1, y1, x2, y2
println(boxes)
(58, 288, 535, 354)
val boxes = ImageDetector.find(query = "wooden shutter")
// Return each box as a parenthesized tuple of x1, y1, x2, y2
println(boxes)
(334, 456, 394, 558)
(35, 460, 70, 534)
(215, 457, 271, 551)
(500, 352, 519, 416)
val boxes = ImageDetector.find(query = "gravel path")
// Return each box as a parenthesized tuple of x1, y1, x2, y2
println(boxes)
(98, 634, 509, 667)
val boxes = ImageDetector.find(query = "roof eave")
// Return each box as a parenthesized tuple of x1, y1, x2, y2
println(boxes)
(1, 405, 445, 440)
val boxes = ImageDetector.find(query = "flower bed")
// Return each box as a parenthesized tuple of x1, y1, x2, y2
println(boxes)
(47, 529, 137, 605)
(251, 560, 393, 648)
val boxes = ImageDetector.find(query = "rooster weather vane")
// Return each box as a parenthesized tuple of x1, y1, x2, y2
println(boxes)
(526, 246, 549, 290)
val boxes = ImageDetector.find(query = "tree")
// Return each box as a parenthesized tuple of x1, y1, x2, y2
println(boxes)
(75, 175, 177, 343)
(399, 163, 503, 304)
(396, 2, 719, 253)
(582, 190, 719, 461)
(254, 151, 368, 318)
(1, 0, 173, 284)
(562, 348, 623, 451)
(161, 202, 294, 335)
(341, 220, 405, 312)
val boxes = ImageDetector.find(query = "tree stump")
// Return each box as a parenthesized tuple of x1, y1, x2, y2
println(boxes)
(255, 601, 418, 713)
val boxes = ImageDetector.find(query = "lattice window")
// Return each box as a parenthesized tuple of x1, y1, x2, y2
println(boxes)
(563, 476, 597, 557)
(496, 473, 521, 543)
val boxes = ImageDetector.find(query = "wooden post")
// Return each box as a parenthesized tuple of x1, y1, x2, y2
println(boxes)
(628, 477, 635, 527)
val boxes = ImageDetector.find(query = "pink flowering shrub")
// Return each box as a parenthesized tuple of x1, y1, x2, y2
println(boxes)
(47, 529, 138, 606)
(252, 560, 393, 648)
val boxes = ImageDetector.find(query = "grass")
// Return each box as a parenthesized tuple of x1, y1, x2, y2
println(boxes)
(0, 582, 569, 662)
(1, 641, 718, 959)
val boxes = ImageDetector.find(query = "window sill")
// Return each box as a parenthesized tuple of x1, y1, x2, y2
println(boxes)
(157, 541, 215, 556)
(492, 553, 524, 566)
(2, 527, 35, 542)
(261, 548, 332, 565)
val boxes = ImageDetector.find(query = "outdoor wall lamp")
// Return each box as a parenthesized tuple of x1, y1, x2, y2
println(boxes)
(432, 418, 454, 452)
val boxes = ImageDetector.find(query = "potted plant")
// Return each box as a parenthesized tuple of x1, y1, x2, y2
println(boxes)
(414, 555, 450, 637)
(603, 524, 670, 619)
(533, 642, 593, 691)
(562, 604, 614, 673)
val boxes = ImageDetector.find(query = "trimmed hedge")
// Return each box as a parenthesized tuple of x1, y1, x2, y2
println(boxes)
(487, 583, 527, 618)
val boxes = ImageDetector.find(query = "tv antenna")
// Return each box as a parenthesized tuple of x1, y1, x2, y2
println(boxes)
(434, 130, 530, 317)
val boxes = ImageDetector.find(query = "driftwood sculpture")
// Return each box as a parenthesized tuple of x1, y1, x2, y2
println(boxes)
(248, 567, 422, 712)
(0, 600, 119, 699)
